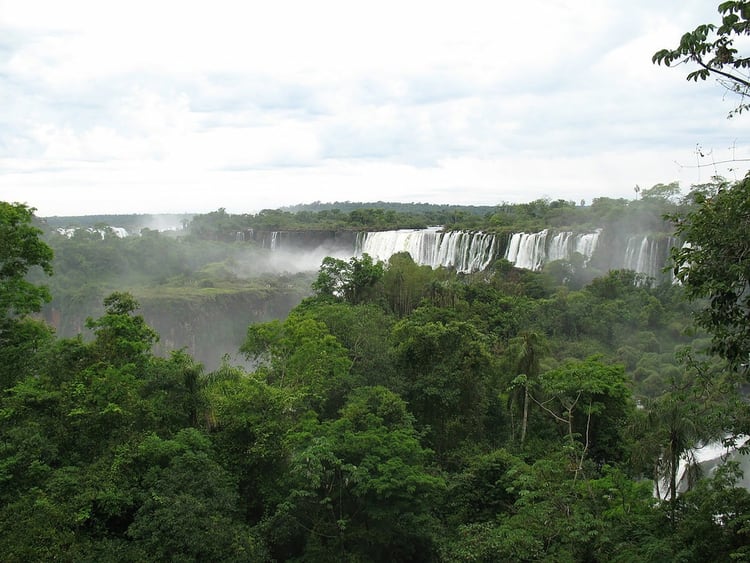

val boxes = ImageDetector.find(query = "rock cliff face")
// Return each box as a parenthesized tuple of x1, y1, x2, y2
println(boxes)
(238, 229, 358, 253)
(43, 284, 313, 371)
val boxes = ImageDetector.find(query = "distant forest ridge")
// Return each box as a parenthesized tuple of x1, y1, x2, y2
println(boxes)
(38, 182, 685, 238)
(281, 200, 499, 215)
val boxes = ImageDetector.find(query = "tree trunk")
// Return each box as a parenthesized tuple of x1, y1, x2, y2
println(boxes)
(521, 385, 529, 444)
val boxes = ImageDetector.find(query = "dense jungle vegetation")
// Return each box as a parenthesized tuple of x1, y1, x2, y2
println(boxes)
(3, 169, 750, 561)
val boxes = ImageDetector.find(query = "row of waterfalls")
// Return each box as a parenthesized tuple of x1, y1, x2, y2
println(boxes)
(354, 228, 676, 280)
(248, 227, 678, 281)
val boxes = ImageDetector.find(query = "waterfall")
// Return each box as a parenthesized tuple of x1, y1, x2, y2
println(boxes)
(548, 231, 573, 263)
(356, 228, 498, 273)
(56, 226, 129, 239)
(575, 230, 601, 260)
(623, 235, 676, 280)
(270, 231, 279, 250)
(504, 229, 601, 271)
(505, 230, 549, 271)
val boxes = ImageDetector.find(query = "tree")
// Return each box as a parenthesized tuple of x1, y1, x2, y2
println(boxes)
(0, 203, 57, 391)
(506, 331, 547, 446)
(640, 182, 682, 203)
(85, 292, 158, 369)
(381, 252, 433, 316)
(539, 357, 633, 470)
(113, 429, 263, 561)
(653, 1, 750, 117)
(391, 316, 496, 455)
(269, 387, 444, 562)
(669, 176, 750, 368)
(204, 368, 293, 525)
(294, 301, 396, 387)
(312, 254, 384, 305)
(241, 314, 353, 417)
(0, 202, 53, 320)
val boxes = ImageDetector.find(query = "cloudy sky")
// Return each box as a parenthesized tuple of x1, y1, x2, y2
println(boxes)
(1, 0, 747, 216)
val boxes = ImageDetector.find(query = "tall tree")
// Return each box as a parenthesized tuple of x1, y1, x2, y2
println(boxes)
(669, 176, 750, 369)
(312, 254, 384, 305)
(506, 331, 547, 445)
(0, 203, 55, 392)
(391, 316, 496, 455)
(85, 292, 158, 369)
(270, 386, 444, 562)
(241, 314, 353, 417)
(0, 202, 53, 320)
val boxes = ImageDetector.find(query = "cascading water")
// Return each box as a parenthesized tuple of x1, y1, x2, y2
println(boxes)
(251, 226, 672, 278)
(56, 226, 129, 239)
(504, 229, 601, 271)
(356, 228, 498, 274)
(548, 232, 573, 263)
(623, 235, 676, 280)
(575, 230, 601, 260)
(506, 230, 549, 271)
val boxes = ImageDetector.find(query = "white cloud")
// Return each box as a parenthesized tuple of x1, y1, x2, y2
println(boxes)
(0, 0, 748, 215)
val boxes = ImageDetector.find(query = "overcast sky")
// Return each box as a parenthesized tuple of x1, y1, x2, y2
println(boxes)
(1, 0, 747, 216)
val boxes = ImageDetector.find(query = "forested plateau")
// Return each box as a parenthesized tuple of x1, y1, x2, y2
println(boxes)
(3, 173, 750, 562)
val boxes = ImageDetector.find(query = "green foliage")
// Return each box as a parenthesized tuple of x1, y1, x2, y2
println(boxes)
(204, 369, 292, 524)
(6, 191, 750, 560)
(0, 318, 54, 393)
(312, 253, 384, 304)
(444, 448, 528, 526)
(670, 175, 750, 368)
(115, 429, 263, 562)
(381, 252, 438, 316)
(293, 301, 396, 387)
(392, 315, 497, 456)
(653, 1, 750, 117)
(0, 202, 53, 320)
(505, 331, 548, 446)
(540, 357, 633, 466)
(85, 292, 158, 368)
(241, 314, 353, 417)
(269, 387, 444, 562)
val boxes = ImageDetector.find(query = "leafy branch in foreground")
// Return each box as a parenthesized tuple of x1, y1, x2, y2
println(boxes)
(653, 1, 750, 117)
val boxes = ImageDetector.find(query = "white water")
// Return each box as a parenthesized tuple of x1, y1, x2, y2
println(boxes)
(656, 437, 750, 499)
(56, 226, 129, 239)
(623, 235, 676, 280)
(356, 228, 498, 274)
(505, 229, 601, 271)
(258, 227, 674, 278)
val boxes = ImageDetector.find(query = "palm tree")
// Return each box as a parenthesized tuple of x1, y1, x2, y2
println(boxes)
(648, 395, 700, 504)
